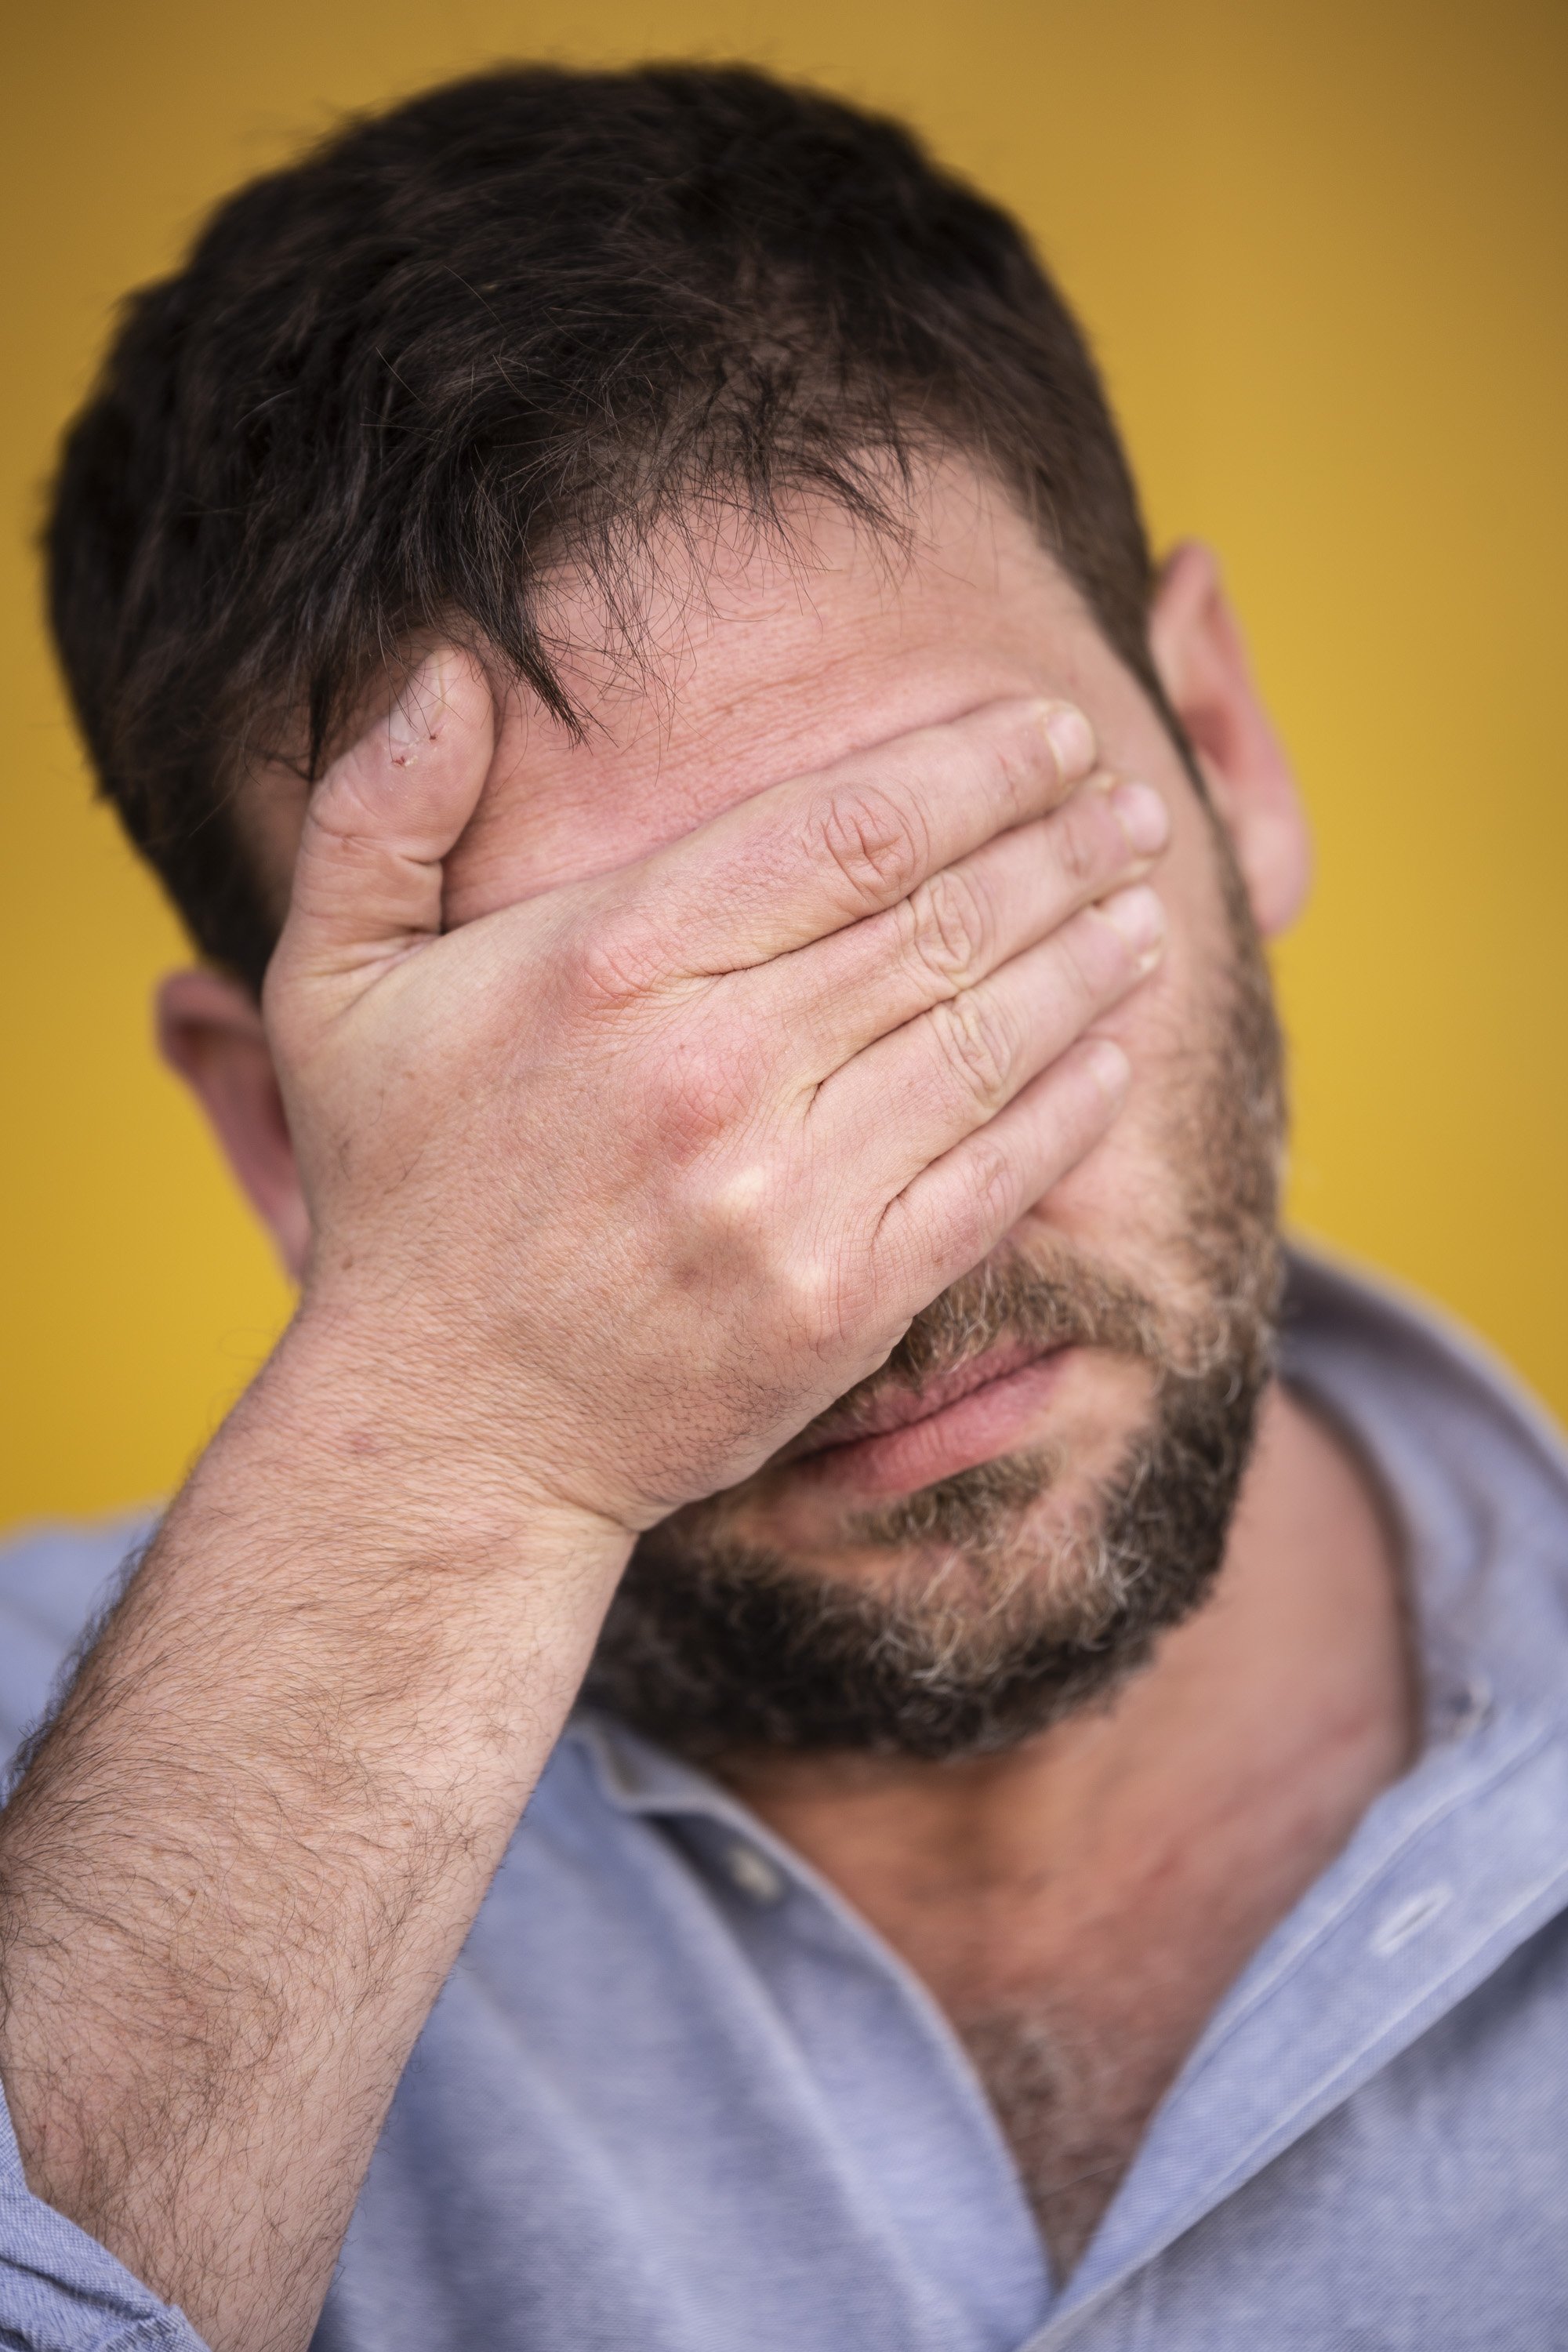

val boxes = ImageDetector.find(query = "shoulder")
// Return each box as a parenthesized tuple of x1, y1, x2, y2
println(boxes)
(0, 1512, 158, 1778)
(1282, 1243, 1568, 1712)
(1282, 1244, 1568, 1517)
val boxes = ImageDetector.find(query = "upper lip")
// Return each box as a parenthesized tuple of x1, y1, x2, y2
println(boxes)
(779, 1338, 1061, 1465)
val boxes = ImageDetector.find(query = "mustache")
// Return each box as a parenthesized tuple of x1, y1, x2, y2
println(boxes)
(787, 1242, 1167, 1461)
(886, 1245, 1163, 1385)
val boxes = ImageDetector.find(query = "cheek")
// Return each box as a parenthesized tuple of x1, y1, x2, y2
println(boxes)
(1022, 1082, 1180, 1279)
(1024, 831, 1233, 1261)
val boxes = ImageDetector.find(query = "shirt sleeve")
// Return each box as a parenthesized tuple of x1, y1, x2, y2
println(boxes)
(0, 2069, 208, 2351)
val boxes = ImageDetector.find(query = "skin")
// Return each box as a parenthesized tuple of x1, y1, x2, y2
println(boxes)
(0, 464, 1411, 2342)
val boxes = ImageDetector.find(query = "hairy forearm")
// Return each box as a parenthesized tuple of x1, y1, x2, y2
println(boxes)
(0, 1305, 630, 2352)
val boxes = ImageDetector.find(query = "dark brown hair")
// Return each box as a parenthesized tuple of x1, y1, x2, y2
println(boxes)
(45, 63, 1159, 990)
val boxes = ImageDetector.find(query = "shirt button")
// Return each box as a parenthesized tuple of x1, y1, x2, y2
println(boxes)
(724, 1842, 785, 1904)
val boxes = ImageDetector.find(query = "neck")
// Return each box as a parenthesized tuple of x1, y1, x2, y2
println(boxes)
(717, 1378, 1417, 2014)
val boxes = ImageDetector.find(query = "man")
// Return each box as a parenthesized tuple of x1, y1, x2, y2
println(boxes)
(1, 60, 1564, 2352)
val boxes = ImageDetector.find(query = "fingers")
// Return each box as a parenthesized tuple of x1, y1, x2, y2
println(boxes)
(877, 1036, 1132, 1295)
(768, 772, 1169, 1074)
(603, 697, 1098, 977)
(818, 883, 1163, 1187)
(272, 648, 496, 989)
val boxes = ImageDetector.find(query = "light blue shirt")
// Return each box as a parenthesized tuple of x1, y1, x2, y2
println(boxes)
(3, 1250, 1568, 2350)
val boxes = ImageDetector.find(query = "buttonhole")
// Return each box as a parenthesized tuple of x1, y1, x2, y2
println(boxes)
(1371, 1884, 1453, 1957)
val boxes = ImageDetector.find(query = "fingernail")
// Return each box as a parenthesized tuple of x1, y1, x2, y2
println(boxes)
(1109, 779, 1170, 858)
(1041, 702, 1096, 782)
(1098, 883, 1166, 970)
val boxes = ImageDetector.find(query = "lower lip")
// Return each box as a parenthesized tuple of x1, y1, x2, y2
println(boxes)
(792, 1351, 1074, 1501)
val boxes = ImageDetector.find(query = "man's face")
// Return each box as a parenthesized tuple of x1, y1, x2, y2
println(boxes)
(258, 461, 1290, 1759)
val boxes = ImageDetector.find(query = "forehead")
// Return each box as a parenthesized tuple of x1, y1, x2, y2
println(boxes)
(248, 462, 1151, 927)
(446, 464, 1141, 927)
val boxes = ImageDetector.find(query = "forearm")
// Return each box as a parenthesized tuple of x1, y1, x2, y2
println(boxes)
(0, 1304, 630, 2352)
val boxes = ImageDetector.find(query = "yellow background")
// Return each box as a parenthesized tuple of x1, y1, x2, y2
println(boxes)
(3, 0, 1565, 1528)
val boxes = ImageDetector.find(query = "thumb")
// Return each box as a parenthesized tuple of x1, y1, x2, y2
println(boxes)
(272, 647, 496, 991)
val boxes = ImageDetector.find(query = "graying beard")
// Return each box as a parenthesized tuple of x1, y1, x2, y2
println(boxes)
(587, 1320, 1270, 1762)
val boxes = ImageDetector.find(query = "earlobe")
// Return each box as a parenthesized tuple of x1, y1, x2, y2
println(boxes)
(156, 970, 311, 1279)
(1149, 542, 1312, 938)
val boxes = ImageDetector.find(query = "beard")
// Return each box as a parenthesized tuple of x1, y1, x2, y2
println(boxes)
(586, 831, 1287, 1762)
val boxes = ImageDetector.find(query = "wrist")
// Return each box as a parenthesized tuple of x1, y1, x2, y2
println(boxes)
(243, 1291, 637, 1586)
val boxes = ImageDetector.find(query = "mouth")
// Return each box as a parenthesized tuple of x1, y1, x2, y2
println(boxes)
(779, 1339, 1076, 1503)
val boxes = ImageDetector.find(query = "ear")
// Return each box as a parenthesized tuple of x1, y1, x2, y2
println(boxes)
(157, 968, 310, 1279)
(1149, 542, 1312, 938)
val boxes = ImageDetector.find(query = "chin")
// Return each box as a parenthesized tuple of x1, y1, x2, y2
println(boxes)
(588, 1334, 1269, 1764)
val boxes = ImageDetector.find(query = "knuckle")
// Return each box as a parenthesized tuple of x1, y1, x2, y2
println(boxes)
(902, 866, 992, 990)
(652, 1040, 755, 1156)
(937, 1135, 1016, 1263)
(1052, 794, 1112, 891)
(934, 989, 1015, 1106)
(1051, 928, 1097, 1009)
(698, 1152, 775, 1239)
(573, 908, 668, 1010)
(967, 1134, 1018, 1226)
(776, 1250, 848, 1354)
(807, 783, 927, 913)
(690, 1167, 849, 1350)
(988, 713, 1052, 811)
